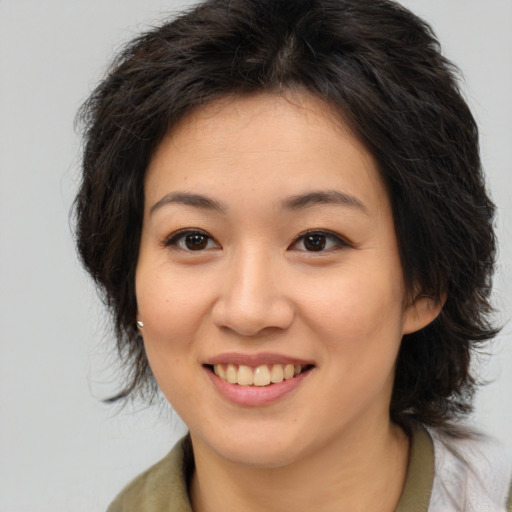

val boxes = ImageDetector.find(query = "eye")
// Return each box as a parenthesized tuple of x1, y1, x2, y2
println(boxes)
(164, 229, 220, 251)
(289, 230, 349, 252)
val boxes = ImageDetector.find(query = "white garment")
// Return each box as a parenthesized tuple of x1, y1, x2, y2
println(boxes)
(429, 429, 512, 512)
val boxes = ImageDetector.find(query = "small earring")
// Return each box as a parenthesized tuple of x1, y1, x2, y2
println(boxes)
(136, 320, 144, 329)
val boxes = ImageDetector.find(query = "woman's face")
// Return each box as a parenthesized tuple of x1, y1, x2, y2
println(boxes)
(136, 93, 434, 468)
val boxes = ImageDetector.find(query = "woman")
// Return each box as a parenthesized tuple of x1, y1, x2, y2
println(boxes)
(74, 0, 512, 510)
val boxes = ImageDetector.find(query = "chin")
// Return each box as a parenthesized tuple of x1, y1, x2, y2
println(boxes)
(192, 425, 311, 469)
(221, 442, 302, 469)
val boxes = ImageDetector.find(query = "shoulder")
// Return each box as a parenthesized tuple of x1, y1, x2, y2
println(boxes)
(106, 436, 193, 512)
(427, 427, 512, 512)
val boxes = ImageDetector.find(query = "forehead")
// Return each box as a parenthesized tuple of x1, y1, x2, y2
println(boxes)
(157, 92, 362, 160)
(144, 92, 389, 213)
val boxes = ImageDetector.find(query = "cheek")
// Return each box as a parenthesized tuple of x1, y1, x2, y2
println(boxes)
(136, 269, 207, 409)
(306, 267, 404, 326)
(136, 264, 213, 342)
(298, 261, 406, 365)
(134, 268, 212, 405)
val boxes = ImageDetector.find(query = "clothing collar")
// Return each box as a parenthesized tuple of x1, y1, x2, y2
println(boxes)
(108, 425, 435, 511)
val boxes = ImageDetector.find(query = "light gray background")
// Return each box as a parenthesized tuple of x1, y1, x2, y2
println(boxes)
(1, 1, 511, 510)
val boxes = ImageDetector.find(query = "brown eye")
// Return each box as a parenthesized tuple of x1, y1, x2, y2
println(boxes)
(290, 230, 349, 252)
(185, 233, 209, 250)
(304, 233, 327, 251)
(165, 229, 219, 251)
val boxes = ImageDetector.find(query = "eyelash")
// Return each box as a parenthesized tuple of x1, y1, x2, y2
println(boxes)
(289, 230, 351, 252)
(164, 229, 220, 251)
(164, 228, 351, 253)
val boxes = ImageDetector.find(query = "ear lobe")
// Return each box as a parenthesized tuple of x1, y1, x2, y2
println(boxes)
(402, 293, 446, 335)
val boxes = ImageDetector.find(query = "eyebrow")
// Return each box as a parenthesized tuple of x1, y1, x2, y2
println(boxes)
(150, 189, 367, 216)
(150, 192, 226, 215)
(282, 190, 367, 214)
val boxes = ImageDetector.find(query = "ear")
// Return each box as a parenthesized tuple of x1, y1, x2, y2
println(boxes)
(402, 293, 446, 335)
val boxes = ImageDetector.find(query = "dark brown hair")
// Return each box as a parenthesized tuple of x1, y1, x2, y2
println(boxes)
(74, 0, 498, 428)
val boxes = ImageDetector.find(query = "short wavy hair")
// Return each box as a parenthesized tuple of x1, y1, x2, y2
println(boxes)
(75, 0, 498, 428)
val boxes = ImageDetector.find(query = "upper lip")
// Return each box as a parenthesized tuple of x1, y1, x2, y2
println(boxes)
(204, 352, 315, 367)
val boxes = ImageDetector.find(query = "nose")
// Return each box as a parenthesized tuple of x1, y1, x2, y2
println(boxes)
(211, 248, 295, 337)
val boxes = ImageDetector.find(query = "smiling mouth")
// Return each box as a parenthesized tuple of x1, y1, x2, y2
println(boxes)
(206, 363, 313, 387)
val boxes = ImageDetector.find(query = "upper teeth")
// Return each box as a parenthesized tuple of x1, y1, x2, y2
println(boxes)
(213, 364, 303, 386)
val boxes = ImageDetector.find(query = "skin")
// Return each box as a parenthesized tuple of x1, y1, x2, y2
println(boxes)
(136, 92, 442, 512)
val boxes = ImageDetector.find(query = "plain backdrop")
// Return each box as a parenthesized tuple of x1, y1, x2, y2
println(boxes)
(0, 1, 511, 510)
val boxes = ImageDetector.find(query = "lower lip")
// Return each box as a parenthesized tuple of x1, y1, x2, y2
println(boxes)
(205, 367, 312, 406)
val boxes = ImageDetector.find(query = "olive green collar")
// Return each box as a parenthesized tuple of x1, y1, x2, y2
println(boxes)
(108, 426, 435, 512)
(396, 425, 434, 512)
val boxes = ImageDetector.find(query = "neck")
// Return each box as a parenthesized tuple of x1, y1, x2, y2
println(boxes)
(190, 420, 410, 512)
